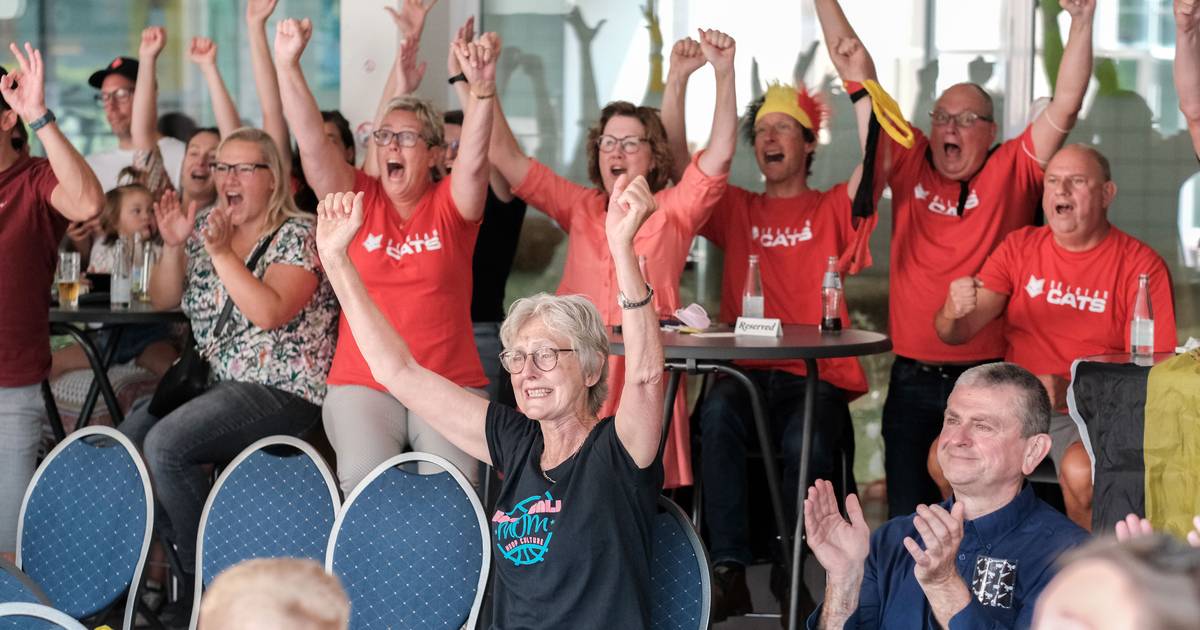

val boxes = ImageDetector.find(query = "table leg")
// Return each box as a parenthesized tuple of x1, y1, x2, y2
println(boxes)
(705, 363, 793, 576)
(788, 358, 820, 630)
(52, 323, 125, 428)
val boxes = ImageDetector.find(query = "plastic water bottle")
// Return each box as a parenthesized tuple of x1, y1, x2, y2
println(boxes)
(742, 254, 764, 318)
(110, 235, 133, 308)
(821, 256, 843, 333)
(1130, 273, 1154, 360)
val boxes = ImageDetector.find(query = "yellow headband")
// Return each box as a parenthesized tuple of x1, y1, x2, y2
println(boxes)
(755, 83, 816, 132)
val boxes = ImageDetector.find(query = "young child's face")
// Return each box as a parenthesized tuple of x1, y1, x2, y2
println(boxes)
(118, 190, 155, 239)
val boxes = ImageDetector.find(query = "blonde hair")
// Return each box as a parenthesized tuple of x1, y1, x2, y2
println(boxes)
(217, 127, 308, 234)
(500, 293, 610, 416)
(381, 96, 444, 147)
(197, 558, 350, 630)
(98, 183, 152, 245)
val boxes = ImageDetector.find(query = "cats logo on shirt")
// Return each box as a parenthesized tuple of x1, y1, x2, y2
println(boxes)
(913, 183, 979, 216)
(750, 221, 813, 248)
(361, 230, 442, 260)
(972, 555, 1016, 609)
(1023, 275, 1108, 313)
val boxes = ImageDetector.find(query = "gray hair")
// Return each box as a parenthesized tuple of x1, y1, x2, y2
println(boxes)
(1059, 534, 1200, 630)
(381, 96, 444, 148)
(500, 293, 609, 416)
(954, 362, 1050, 437)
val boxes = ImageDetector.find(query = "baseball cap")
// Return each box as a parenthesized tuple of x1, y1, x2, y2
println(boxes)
(0, 65, 8, 110)
(88, 56, 138, 89)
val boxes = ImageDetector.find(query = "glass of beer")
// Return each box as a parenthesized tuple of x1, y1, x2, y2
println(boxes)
(57, 251, 81, 309)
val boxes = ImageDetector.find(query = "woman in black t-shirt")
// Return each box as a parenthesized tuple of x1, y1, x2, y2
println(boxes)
(314, 172, 666, 628)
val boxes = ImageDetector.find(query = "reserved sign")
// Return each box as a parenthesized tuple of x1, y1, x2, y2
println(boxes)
(734, 317, 782, 337)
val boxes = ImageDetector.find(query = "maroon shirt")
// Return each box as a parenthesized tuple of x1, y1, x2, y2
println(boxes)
(0, 153, 64, 386)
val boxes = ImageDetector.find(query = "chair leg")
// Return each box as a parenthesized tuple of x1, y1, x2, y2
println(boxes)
(41, 380, 66, 443)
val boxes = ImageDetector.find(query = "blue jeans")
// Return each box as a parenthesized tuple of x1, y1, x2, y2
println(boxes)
(699, 369, 854, 567)
(119, 381, 320, 572)
(881, 356, 999, 518)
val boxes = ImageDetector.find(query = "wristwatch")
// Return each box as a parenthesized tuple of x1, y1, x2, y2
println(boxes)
(618, 283, 654, 310)
(28, 109, 55, 132)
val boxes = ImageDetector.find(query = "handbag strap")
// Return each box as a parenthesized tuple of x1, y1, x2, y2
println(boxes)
(212, 225, 283, 338)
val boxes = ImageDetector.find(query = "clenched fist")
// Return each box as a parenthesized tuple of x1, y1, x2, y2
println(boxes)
(943, 276, 983, 320)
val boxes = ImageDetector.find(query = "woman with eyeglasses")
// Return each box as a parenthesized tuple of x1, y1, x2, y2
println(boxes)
(316, 171, 664, 627)
(117, 126, 339, 620)
(487, 29, 738, 489)
(276, 18, 499, 495)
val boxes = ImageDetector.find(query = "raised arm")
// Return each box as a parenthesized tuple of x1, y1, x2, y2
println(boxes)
(814, 0, 878, 77)
(824, 34, 879, 199)
(933, 276, 1009, 345)
(316, 190, 491, 463)
(660, 36, 705, 183)
(1175, 0, 1200, 156)
(201, 208, 318, 330)
(606, 175, 664, 467)
(246, 0, 290, 162)
(2, 43, 102, 221)
(694, 29, 737, 178)
(488, 89, 533, 193)
(1030, 0, 1095, 162)
(275, 18, 355, 197)
(188, 37, 240, 138)
(364, 1, 435, 178)
(132, 27, 165, 153)
(148, 190, 195, 309)
(448, 33, 499, 221)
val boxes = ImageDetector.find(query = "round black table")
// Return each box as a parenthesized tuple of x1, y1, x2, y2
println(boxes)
(49, 302, 187, 431)
(610, 324, 891, 629)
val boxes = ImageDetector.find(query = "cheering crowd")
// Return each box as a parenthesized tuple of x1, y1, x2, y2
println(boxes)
(1, 0, 1199, 628)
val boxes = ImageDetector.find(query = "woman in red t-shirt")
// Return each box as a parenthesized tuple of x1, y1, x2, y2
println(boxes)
(276, 19, 500, 493)
(487, 30, 739, 488)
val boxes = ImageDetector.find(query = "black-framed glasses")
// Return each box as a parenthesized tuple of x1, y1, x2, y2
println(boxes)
(445, 139, 461, 152)
(499, 347, 576, 374)
(95, 88, 133, 105)
(929, 110, 993, 129)
(596, 134, 647, 154)
(211, 162, 270, 177)
(372, 129, 425, 148)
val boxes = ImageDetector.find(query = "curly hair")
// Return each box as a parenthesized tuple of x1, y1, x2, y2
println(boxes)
(586, 101, 674, 193)
(740, 94, 818, 176)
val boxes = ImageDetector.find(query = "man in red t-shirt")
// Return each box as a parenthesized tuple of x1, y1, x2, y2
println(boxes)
(0, 48, 104, 555)
(816, 0, 1098, 518)
(935, 144, 1177, 530)
(660, 27, 878, 620)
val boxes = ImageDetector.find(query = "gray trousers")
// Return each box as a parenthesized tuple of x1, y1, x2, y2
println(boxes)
(0, 384, 45, 552)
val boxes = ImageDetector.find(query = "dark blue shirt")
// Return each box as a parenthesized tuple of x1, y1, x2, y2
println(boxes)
(808, 484, 1088, 629)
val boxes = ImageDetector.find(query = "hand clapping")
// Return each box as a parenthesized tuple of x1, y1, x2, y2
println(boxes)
(315, 191, 365, 264)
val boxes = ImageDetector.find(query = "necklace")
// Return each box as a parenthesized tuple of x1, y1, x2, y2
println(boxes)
(541, 440, 585, 484)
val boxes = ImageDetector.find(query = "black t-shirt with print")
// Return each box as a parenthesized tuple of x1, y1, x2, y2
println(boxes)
(485, 402, 663, 629)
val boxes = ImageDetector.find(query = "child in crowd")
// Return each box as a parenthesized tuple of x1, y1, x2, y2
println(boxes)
(197, 558, 350, 630)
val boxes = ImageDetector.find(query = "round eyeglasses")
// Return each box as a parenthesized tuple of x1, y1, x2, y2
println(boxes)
(596, 135, 646, 154)
(499, 347, 575, 374)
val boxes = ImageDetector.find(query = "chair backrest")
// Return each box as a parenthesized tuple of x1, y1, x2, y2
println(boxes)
(15, 427, 153, 630)
(0, 557, 49, 607)
(649, 497, 711, 630)
(326, 452, 489, 630)
(0, 603, 87, 630)
(190, 436, 340, 629)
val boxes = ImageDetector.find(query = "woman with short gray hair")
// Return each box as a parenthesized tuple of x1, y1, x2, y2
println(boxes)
(315, 169, 666, 628)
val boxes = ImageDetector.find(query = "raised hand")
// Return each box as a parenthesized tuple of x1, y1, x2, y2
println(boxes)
(1178, 0, 1200, 34)
(273, 17, 314, 66)
(0, 43, 47, 122)
(386, 0, 439, 41)
(668, 37, 704, 78)
(154, 190, 198, 247)
(447, 15, 474, 77)
(698, 29, 735, 74)
(943, 276, 982, 320)
(394, 36, 426, 95)
(202, 205, 234, 257)
(829, 36, 875, 83)
(246, 0, 279, 25)
(903, 502, 965, 587)
(605, 174, 657, 250)
(1060, 0, 1096, 21)
(139, 26, 167, 60)
(453, 32, 500, 94)
(1114, 513, 1155, 542)
(187, 37, 218, 67)
(316, 191, 366, 262)
(804, 479, 870, 580)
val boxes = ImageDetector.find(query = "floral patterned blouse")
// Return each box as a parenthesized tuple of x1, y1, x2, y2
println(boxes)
(182, 208, 339, 404)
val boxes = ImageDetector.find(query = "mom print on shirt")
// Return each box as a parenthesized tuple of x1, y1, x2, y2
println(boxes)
(492, 492, 563, 567)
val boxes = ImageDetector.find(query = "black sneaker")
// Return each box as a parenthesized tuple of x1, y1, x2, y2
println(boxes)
(771, 561, 816, 628)
(711, 563, 753, 623)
